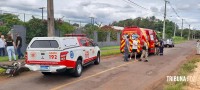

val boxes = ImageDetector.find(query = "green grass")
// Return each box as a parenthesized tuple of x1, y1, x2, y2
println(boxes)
(0, 56, 10, 62)
(0, 68, 5, 74)
(0, 55, 18, 62)
(100, 46, 120, 50)
(173, 36, 187, 44)
(164, 58, 200, 90)
(100, 46, 120, 56)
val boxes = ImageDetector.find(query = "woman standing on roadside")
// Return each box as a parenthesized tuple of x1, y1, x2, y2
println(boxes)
(6, 35, 17, 61)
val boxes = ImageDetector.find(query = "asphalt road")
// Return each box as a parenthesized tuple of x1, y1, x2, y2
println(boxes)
(0, 41, 195, 90)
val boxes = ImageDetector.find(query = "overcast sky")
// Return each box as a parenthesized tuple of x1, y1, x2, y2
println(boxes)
(0, 0, 200, 29)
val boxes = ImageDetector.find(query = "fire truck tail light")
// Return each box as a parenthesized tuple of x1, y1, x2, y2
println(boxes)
(60, 51, 68, 61)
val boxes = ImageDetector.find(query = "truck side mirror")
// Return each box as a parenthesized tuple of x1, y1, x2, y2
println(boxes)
(94, 43, 98, 46)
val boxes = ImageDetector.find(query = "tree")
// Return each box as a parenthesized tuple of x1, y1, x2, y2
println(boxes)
(112, 16, 179, 38)
(84, 24, 99, 39)
(0, 13, 23, 34)
(55, 19, 75, 36)
(0, 25, 9, 35)
(25, 16, 47, 43)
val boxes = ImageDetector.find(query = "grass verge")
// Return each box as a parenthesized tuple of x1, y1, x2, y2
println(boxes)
(100, 46, 120, 56)
(173, 36, 187, 44)
(164, 57, 200, 90)
(0, 55, 19, 62)
(0, 56, 10, 62)
(0, 68, 6, 75)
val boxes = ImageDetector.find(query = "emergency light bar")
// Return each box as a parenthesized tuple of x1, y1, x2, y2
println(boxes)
(125, 26, 139, 28)
(65, 34, 86, 37)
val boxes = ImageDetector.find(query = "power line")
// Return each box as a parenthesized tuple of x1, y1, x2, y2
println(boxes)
(127, 0, 149, 11)
(122, 0, 163, 16)
(168, 2, 181, 19)
(167, 1, 191, 26)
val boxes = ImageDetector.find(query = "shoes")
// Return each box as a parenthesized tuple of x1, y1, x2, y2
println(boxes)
(144, 60, 148, 62)
(124, 60, 129, 62)
(138, 59, 142, 61)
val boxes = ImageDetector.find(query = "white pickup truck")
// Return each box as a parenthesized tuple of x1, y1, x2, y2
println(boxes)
(25, 36, 100, 77)
(163, 39, 174, 47)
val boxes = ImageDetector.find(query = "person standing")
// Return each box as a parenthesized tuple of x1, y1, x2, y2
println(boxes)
(6, 35, 16, 61)
(159, 39, 164, 55)
(124, 35, 130, 62)
(139, 39, 148, 62)
(0, 35, 6, 56)
(16, 33, 24, 59)
(130, 37, 138, 60)
(155, 39, 160, 55)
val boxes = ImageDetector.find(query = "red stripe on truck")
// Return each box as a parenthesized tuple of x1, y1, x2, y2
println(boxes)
(84, 56, 97, 64)
(26, 60, 76, 68)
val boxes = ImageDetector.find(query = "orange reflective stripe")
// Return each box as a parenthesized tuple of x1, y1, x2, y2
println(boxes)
(121, 40, 125, 44)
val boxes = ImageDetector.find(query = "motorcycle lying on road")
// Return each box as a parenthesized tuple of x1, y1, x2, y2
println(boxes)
(0, 62, 28, 76)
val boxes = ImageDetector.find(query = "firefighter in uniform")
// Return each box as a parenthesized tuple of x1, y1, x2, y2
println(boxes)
(159, 39, 164, 55)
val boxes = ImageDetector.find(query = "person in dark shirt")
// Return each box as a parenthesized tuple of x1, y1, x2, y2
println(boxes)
(124, 35, 130, 62)
(159, 39, 164, 55)
(6, 35, 16, 61)
(16, 33, 24, 59)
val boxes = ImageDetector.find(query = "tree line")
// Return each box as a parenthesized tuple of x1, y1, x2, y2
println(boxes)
(111, 16, 200, 39)
(0, 14, 199, 44)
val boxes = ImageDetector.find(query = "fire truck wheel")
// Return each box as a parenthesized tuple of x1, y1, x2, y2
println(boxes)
(94, 53, 100, 65)
(72, 60, 82, 77)
(41, 72, 52, 75)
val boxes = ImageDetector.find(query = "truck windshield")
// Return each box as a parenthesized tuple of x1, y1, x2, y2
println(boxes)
(30, 40, 59, 48)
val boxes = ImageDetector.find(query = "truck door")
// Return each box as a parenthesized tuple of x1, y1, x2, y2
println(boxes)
(87, 39, 95, 58)
(80, 39, 90, 64)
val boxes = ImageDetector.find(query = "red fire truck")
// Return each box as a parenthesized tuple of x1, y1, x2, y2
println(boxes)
(120, 26, 158, 54)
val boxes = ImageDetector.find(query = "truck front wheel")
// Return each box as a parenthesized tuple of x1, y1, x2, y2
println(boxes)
(94, 53, 100, 65)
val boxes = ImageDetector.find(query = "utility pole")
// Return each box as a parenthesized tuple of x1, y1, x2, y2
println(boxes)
(193, 29, 195, 39)
(79, 21, 81, 27)
(23, 13, 25, 22)
(89, 17, 94, 25)
(173, 23, 176, 37)
(39, 7, 45, 20)
(188, 24, 190, 40)
(89, 17, 95, 31)
(162, 0, 168, 39)
(181, 19, 183, 37)
(47, 0, 55, 37)
(194, 29, 196, 39)
(0, 10, 2, 14)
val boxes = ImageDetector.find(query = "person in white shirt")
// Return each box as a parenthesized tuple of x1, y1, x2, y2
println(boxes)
(130, 37, 138, 60)
(0, 35, 6, 56)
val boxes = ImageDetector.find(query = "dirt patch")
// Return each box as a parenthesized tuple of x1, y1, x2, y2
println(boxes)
(151, 49, 197, 90)
(184, 56, 200, 90)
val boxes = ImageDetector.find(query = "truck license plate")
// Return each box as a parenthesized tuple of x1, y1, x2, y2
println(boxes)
(40, 66, 49, 71)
